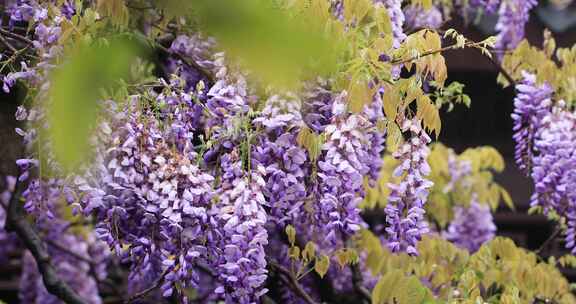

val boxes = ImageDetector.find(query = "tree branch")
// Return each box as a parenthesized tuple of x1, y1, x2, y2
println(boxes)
(46, 239, 94, 264)
(155, 42, 216, 84)
(267, 259, 318, 304)
(391, 41, 489, 65)
(350, 263, 371, 303)
(45, 238, 124, 298)
(484, 50, 516, 86)
(0, 33, 18, 54)
(5, 174, 88, 304)
(0, 28, 34, 45)
(124, 267, 170, 304)
(536, 225, 563, 256)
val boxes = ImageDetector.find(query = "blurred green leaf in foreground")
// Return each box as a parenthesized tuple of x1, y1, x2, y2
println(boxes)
(191, 0, 343, 87)
(47, 38, 138, 172)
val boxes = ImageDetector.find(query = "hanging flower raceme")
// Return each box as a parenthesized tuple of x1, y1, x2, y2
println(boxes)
(375, 0, 405, 49)
(312, 92, 373, 250)
(404, 5, 443, 31)
(530, 103, 576, 254)
(511, 71, 553, 175)
(214, 151, 269, 303)
(443, 198, 497, 252)
(374, 0, 406, 78)
(468, 0, 501, 14)
(253, 94, 310, 228)
(363, 92, 386, 184)
(302, 81, 336, 134)
(76, 95, 223, 301)
(495, 0, 538, 53)
(385, 118, 433, 256)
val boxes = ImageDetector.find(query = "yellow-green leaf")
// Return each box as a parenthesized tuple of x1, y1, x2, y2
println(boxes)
(48, 38, 138, 172)
(416, 94, 441, 138)
(302, 242, 316, 263)
(285, 225, 296, 245)
(288, 246, 301, 260)
(314, 255, 330, 278)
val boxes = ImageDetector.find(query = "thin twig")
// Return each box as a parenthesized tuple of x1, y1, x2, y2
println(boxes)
(5, 173, 88, 304)
(391, 41, 488, 65)
(45, 238, 123, 297)
(0, 28, 34, 45)
(536, 225, 563, 256)
(484, 50, 516, 86)
(46, 239, 94, 264)
(155, 43, 215, 84)
(268, 259, 318, 304)
(124, 267, 171, 303)
(350, 263, 372, 303)
(0, 33, 18, 53)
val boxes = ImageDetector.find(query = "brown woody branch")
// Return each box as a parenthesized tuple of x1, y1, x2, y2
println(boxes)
(536, 225, 563, 256)
(124, 267, 170, 304)
(350, 263, 371, 303)
(390, 41, 489, 65)
(267, 259, 318, 304)
(0, 33, 17, 53)
(155, 42, 215, 84)
(0, 28, 34, 45)
(5, 173, 88, 304)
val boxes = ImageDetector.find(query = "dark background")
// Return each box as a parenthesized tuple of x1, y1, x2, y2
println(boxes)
(1, 3, 576, 301)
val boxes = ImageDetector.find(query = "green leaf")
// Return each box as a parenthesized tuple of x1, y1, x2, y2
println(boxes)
(288, 246, 301, 260)
(96, 0, 129, 27)
(47, 37, 138, 172)
(302, 242, 316, 263)
(372, 269, 404, 304)
(297, 126, 325, 162)
(500, 186, 515, 210)
(397, 276, 428, 304)
(192, 0, 341, 87)
(314, 254, 330, 278)
(285, 225, 296, 245)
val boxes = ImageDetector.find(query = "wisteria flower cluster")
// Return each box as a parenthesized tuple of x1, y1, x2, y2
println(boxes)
(2, 0, 572, 303)
(495, 0, 538, 52)
(385, 118, 433, 255)
(530, 104, 576, 253)
(511, 72, 554, 174)
(511, 70, 576, 254)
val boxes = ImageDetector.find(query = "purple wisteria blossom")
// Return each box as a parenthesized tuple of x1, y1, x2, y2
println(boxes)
(443, 199, 497, 252)
(364, 91, 386, 183)
(495, 0, 538, 52)
(215, 151, 269, 303)
(530, 103, 576, 254)
(311, 92, 373, 250)
(76, 97, 220, 301)
(375, 0, 405, 49)
(375, 0, 405, 78)
(385, 118, 433, 256)
(253, 94, 309, 227)
(404, 5, 444, 31)
(60, 0, 75, 19)
(164, 35, 215, 92)
(511, 71, 553, 175)
(469, 0, 501, 14)
(302, 81, 336, 133)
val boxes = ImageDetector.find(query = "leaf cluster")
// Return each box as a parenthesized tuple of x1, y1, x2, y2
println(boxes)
(357, 232, 576, 304)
